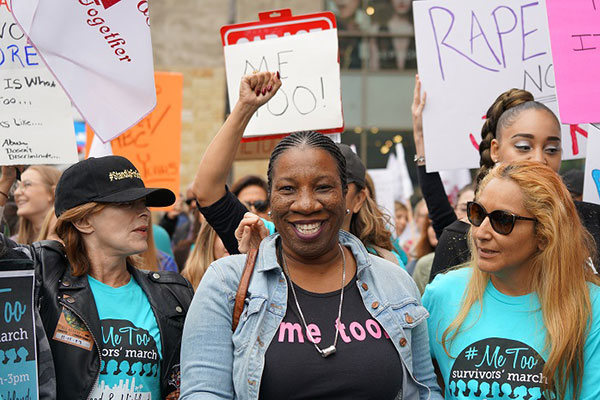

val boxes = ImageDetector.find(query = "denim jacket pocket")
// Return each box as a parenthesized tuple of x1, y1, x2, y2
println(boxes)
(232, 297, 267, 354)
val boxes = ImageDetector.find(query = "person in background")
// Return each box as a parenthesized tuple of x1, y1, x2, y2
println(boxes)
(231, 175, 270, 220)
(394, 201, 409, 238)
(139, 217, 179, 272)
(181, 131, 442, 399)
(453, 184, 475, 221)
(181, 223, 229, 290)
(13, 165, 61, 244)
(411, 217, 438, 293)
(38, 207, 60, 242)
(424, 161, 600, 399)
(562, 169, 584, 202)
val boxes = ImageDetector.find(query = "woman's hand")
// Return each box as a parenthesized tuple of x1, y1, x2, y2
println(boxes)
(411, 75, 427, 166)
(0, 166, 24, 206)
(237, 71, 282, 112)
(235, 212, 269, 254)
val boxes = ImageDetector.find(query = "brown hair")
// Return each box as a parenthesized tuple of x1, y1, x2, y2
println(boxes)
(181, 222, 221, 290)
(55, 202, 139, 276)
(476, 89, 559, 185)
(16, 165, 61, 244)
(414, 217, 435, 259)
(350, 173, 394, 251)
(442, 161, 600, 398)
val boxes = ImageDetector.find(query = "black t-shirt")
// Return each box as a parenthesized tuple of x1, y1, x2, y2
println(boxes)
(259, 274, 403, 400)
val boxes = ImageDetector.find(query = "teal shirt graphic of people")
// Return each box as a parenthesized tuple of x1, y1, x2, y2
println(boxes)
(423, 267, 600, 400)
(88, 275, 162, 400)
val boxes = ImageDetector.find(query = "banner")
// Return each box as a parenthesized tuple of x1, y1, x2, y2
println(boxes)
(12, 0, 156, 143)
(546, 0, 600, 124)
(0, 270, 38, 400)
(413, 0, 588, 172)
(0, 5, 77, 165)
(583, 125, 600, 205)
(86, 72, 183, 209)
(222, 9, 343, 139)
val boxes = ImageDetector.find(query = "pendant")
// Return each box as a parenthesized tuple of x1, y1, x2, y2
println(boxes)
(321, 345, 336, 358)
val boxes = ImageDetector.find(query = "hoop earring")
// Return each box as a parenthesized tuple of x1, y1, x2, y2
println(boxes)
(268, 211, 272, 217)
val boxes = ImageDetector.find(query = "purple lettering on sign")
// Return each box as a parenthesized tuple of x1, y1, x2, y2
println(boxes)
(491, 5, 518, 68)
(428, 6, 500, 81)
(469, 11, 501, 65)
(521, 2, 546, 61)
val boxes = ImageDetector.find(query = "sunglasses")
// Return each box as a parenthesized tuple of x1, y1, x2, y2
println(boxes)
(467, 201, 536, 235)
(243, 200, 269, 213)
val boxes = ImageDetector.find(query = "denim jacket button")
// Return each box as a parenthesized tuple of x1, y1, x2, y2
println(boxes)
(371, 301, 379, 309)
(399, 338, 407, 347)
(405, 313, 414, 324)
(361, 283, 368, 291)
(248, 379, 256, 386)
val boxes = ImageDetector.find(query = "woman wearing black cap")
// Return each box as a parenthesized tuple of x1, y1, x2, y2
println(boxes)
(2, 156, 193, 399)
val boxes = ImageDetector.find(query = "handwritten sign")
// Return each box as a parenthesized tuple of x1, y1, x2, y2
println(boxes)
(86, 72, 183, 208)
(222, 10, 343, 138)
(0, 6, 77, 165)
(0, 69, 78, 165)
(413, 0, 587, 172)
(583, 125, 600, 205)
(0, 270, 38, 400)
(546, 0, 600, 124)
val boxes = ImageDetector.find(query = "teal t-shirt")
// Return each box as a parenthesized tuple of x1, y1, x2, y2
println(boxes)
(87, 275, 162, 400)
(422, 267, 600, 400)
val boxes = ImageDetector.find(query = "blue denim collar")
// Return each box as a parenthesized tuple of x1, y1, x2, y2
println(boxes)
(255, 230, 373, 275)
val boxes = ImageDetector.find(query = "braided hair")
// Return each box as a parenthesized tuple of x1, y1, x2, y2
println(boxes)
(267, 131, 347, 196)
(476, 89, 559, 185)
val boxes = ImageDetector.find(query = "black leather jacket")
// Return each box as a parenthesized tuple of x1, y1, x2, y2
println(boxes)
(30, 240, 194, 399)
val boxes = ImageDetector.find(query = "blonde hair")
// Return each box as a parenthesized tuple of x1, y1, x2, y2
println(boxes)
(182, 223, 221, 289)
(17, 166, 61, 244)
(38, 207, 58, 241)
(55, 202, 139, 276)
(350, 173, 394, 251)
(442, 161, 600, 398)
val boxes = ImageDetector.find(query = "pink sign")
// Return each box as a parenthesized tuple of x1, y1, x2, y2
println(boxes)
(546, 0, 600, 123)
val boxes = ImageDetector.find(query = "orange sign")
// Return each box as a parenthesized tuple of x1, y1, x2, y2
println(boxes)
(86, 72, 183, 209)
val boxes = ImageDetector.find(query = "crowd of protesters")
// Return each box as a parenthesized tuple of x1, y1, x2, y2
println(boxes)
(1, 70, 599, 400)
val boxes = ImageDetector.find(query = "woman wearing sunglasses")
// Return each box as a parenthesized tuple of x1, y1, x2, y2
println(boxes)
(411, 78, 600, 281)
(423, 161, 600, 399)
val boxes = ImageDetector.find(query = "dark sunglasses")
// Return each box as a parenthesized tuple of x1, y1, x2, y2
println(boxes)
(467, 201, 536, 235)
(244, 200, 269, 213)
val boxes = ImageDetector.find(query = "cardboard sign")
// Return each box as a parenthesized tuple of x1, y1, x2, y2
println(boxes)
(0, 6, 77, 165)
(0, 270, 38, 400)
(414, 0, 588, 172)
(546, 0, 600, 124)
(12, 0, 157, 143)
(222, 9, 343, 139)
(86, 72, 183, 208)
(583, 125, 600, 205)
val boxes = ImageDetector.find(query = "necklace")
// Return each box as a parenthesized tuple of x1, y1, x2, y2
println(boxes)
(280, 243, 346, 358)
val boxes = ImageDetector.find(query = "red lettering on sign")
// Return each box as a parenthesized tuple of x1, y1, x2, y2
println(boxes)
(570, 124, 588, 155)
(100, 0, 123, 9)
(0, 0, 11, 11)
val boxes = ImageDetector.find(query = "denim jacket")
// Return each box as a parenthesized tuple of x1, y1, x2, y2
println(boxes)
(181, 231, 442, 400)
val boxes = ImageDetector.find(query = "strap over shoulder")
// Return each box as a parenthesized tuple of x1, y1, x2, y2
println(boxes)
(232, 248, 258, 332)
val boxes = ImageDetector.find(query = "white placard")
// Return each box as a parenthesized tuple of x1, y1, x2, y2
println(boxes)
(0, 6, 76, 164)
(0, 69, 78, 164)
(366, 168, 397, 224)
(414, 0, 588, 172)
(12, 0, 157, 143)
(583, 125, 600, 205)
(224, 29, 343, 138)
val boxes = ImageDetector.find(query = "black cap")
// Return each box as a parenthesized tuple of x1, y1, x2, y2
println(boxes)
(561, 169, 584, 196)
(336, 143, 366, 188)
(55, 155, 176, 216)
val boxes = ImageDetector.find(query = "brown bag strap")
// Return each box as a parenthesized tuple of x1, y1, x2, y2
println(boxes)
(232, 248, 258, 332)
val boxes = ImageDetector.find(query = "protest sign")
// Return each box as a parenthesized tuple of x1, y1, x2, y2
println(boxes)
(367, 168, 397, 225)
(583, 125, 600, 205)
(0, 6, 77, 165)
(86, 72, 183, 208)
(545, 0, 600, 124)
(222, 9, 343, 139)
(12, 0, 157, 143)
(0, 270, 38, 400)
(413, 0, 588, 172)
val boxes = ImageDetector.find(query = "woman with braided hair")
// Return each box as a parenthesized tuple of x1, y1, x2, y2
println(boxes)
(410, 76, 600, 282)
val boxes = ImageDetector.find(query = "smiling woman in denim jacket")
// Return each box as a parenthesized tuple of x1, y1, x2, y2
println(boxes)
(180, 129, 442, 399)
